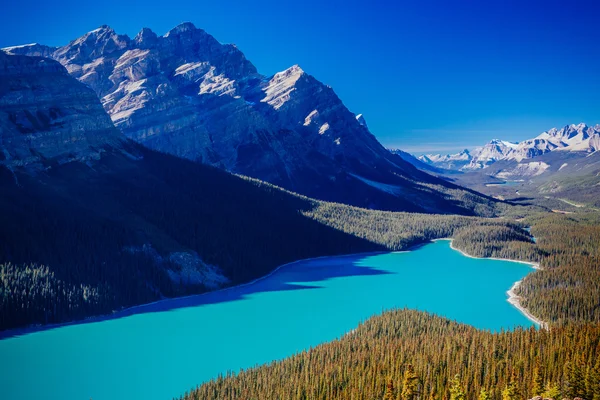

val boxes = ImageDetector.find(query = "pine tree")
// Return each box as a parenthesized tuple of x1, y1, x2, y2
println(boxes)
(565, 359, 585, 398)
(542, 382, 561, 400)
(478, 388, 491, 400)
(592, 357, 600, 400)
(502, 381, 518, 400)
(401, 364, 419, 400)
(531, 363, 543, 397)
(384, 379, 395, 400)
(449, 375, 465, 400)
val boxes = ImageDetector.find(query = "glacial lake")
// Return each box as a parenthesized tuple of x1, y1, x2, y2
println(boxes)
(0, 240, 536, 400)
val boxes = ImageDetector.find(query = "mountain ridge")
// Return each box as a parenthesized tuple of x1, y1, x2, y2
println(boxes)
(415, 123, 600, 173)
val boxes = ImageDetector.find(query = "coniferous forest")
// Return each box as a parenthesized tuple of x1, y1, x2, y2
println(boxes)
(180, 204, 600, 399)
(183, 310, 600, 400)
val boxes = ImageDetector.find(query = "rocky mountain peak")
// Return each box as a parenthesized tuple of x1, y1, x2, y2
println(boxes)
(163, 22, 198, 37)
(134, 27, 158, 48)
(55, 25, 130, 65)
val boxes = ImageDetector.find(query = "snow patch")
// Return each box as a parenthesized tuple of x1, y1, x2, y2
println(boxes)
(319, 122, 330, 134)
(304, 109, 319, 126)
(496, 162, 550, 179)
(261, 65, 304, 109)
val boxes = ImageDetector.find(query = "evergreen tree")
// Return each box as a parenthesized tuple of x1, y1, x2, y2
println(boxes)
(383, 379, 395, 400)
(531, 363, 544, 397)
(401, 364, 419, 400)
(449, 375, 465, 400)
(565, 359, 585, 398)
(542, 382, 561, 400)
(478, 388, 491, 400)
(502, 378, 518, 400)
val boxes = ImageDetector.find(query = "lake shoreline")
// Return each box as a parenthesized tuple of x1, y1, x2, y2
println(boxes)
(0, 249, 389, 340)
(0, 238, 545, 340)
(433, 238, 547, 329)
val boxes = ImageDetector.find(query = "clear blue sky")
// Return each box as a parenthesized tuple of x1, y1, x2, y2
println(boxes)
(2, 0, 599, 153)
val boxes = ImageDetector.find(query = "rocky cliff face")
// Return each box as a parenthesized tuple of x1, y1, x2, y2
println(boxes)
(4, 23, 495, 214)
(0, 51, 123, 168)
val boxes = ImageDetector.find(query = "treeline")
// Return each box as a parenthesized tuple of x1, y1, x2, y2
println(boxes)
(452, 224, 544, 261)
(305, 202, 528, 251)
(182, 309, 600, 400)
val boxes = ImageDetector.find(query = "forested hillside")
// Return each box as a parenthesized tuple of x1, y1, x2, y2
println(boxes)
(177, 201, 600, 400)
(517, 212, 600, 325)
(183, 309, 600, 400)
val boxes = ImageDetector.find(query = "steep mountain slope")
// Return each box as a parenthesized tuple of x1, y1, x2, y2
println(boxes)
(0, 51, 389, 330)
(4, 24, 495, 214)
(0, 51, 123, 168)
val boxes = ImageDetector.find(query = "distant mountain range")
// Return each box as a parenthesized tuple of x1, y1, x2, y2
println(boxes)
(2, 23, 494, 214)
(411, 123, 600, 176)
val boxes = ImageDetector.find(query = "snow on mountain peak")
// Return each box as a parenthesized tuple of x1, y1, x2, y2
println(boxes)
(261, 65, 306, 109)
(423, 123, 600, 171)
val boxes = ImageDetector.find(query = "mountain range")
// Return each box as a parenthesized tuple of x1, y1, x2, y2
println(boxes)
(3, 23, 493, 214)
(415, 123, 600, 176)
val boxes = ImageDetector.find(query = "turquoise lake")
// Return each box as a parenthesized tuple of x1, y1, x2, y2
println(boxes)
(0, 240, 536, 400)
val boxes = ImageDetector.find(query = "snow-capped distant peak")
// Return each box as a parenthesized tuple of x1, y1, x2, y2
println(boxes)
(489, 139, 518, 149)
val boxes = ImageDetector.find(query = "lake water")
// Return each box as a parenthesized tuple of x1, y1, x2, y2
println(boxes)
(0, 240, 536, 400)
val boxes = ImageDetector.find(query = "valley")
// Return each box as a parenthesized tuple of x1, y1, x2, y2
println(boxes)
(0, 9, 599, 400)
(0, 240, 537, 400)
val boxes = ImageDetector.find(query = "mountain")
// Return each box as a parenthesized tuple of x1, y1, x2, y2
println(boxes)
(463, 139, 519, 170)
(536, 123, 600, 153)
(417, 149, 473, 170)
(0, 51, 123, 168)
(419, 124, 600, 173)
(0, 50, 393, 331)
(389, 148, 458, 176)
(3, 23, 494, 214)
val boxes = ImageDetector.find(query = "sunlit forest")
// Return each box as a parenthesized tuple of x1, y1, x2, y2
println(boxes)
(183, 309, 600, 400)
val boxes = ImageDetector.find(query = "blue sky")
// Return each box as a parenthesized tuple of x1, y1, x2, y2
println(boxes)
(2, 0, 599, 153)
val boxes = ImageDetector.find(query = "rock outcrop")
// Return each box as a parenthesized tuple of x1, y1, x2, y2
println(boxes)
(0, 51, 123, 168)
